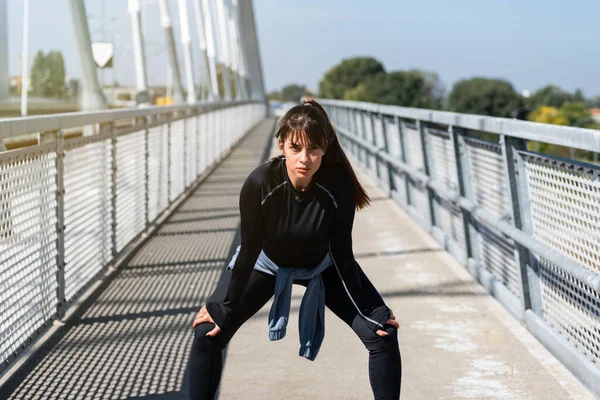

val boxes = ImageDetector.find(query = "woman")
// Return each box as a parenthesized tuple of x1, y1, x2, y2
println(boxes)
(188, 100, 402, 399)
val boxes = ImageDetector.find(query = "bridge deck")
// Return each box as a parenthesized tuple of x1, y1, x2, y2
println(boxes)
(0, 117, 594, 399)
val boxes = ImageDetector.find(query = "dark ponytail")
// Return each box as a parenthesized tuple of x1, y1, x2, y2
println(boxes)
(275, 99, 371, 210)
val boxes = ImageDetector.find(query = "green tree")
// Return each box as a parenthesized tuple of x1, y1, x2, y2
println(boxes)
(447, 77, 523, 117)
(280, 84, 307, 102)
(319, 57, 385, 99)
(528, 106, 569, 126)
(343, 70, 443, 109)
(29, 51, 47, 96)
(585, 96, 600, 109)
(267, 90, 283, 101)
(30, 50, 67, 98)
(560, 101, 593, 127)
(528, 85, 574, 109)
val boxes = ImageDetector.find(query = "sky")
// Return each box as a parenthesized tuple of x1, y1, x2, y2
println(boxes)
(5, 0, 600, 97)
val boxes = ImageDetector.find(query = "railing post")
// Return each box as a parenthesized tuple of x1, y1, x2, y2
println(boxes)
(110, 121, 118, 258)
(501, 135, 542, 317)
(450, 126, 480, 264)
(379, 113, 394, 197)
(395, 116, 411, 208)
(348, 108, 359, 160)
(359, 111, 370, 171)
(417, 120, 438, 229)
(369, 112, 382, 182)
(55, 130, 66, 318)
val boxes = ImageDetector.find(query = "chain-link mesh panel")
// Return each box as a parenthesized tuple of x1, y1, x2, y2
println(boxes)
(170, 120, 186, 201)
(403, 124, 424, 171)
(466, 138, 509, 218)
(383, 118, 401, 158)
(63, 138, 112, 301)
(539, 258, 600, 364)
(361, 112, 375, 173)
(411, 186, 430, 222)
(372, 115, 388, 186)
(438, 196, 466, 251)
(429, 129, 457, 191)
(148, 125, 169, 223)
(198, 114, 209, 175)
(185, 116, 199, 188)
(350, 111, 367, 166)
(223, 109, 233, 153)
(116, 131, 146, 252)
(525, 155, 600, 274)
(478, 224, 520, 298)
(0, 145, 57, 366)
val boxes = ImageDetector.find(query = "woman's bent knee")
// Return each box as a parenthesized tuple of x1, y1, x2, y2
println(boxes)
(363, 327, 399, 353)
(192, 323, 225, 351)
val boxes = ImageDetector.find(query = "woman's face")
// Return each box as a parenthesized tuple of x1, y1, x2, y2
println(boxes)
(279, 132, 325, 183)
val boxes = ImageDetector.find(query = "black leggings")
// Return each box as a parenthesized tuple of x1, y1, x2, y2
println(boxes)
(187, 266, 402, 399)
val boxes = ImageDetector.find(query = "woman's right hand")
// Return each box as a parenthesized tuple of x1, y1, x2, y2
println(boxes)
(192, 305, 221, 337)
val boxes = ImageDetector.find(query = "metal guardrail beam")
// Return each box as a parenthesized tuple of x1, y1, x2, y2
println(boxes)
(0, 101, 246, 140)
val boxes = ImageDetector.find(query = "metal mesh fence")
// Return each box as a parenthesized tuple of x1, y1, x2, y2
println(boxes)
(429, 129, 458, 191)
(0, 102, 266, 371)
(525, 154, 600, 363)
(198, 113, 209, 174)
(63, 136, 113, 301)
(185, 116, 199, 187)
(525, 155, 600, 274)
(148, 124, 169, 223)
(438, 196, 466, 252)
(539, 258, 600, 365)
(0, 144, 58, 364)
(169, 119, 186, 202)
(403, 124, 424, 171)
(323, 101, 600, 393)
(466, 138, 510, 218)
(477, 224, 521, 298)
(116, 130, 147, 252)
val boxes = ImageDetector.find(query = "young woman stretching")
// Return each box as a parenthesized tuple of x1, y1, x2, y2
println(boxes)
(187, 100, 402, 399)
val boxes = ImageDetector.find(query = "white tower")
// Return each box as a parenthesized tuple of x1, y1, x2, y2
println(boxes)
(0, 0, 9, 102)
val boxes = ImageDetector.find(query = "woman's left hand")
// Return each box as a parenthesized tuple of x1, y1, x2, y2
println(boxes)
(375, 309, 399, 337)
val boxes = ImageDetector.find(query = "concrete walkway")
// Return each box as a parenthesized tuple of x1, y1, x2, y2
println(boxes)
(0, 116, 595, 399)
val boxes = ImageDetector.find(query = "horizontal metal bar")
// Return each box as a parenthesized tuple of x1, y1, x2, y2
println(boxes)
(0, 100, 256, 140)
(322, 99, 600, 152)
(431, 181, 600, 292)
(0, 141, 57, 161)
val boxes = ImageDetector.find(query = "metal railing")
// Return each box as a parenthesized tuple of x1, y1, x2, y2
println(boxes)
(321, 99, 600, 397)
(0, 101, 266, 374)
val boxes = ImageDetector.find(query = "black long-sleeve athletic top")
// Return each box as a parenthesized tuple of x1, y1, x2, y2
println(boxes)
(205, 155, 390, 332)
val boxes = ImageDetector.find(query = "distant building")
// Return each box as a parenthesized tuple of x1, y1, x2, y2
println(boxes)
(8, 76, 21, 91)
(589, 109, 600, 123)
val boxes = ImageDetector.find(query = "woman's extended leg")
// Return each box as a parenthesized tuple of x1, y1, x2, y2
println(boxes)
(187, 267, 275, 400)
(321, 266, 402, 400)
